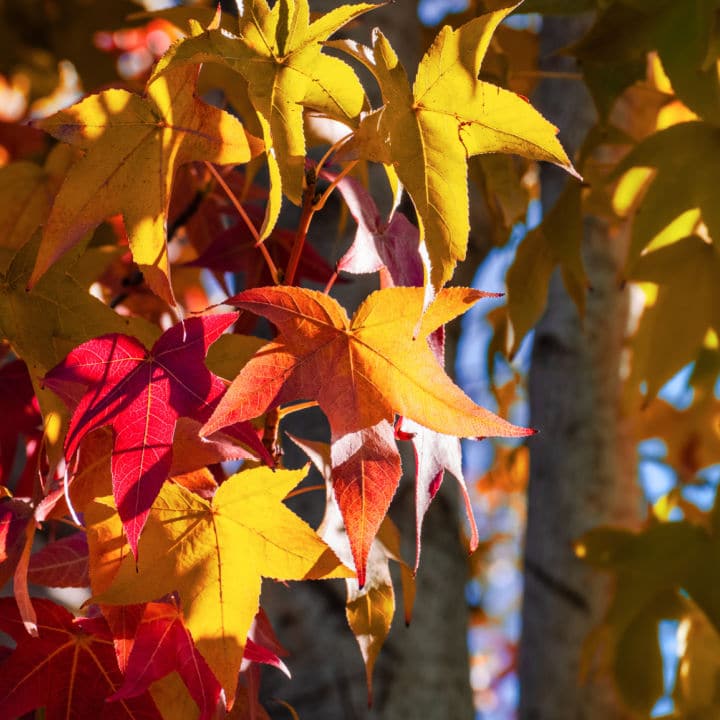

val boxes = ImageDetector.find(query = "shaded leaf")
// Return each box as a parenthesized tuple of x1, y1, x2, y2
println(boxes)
(0, 597, 161, 720)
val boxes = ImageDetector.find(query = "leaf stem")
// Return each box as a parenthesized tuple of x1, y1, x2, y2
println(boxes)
(284, 484, 326, 500)
(277, 400, 319, 419)
(323, 270, 339, 295)
(313, 160, 358, 212)
(204, 161, 280, 286)
(284, 166, 317, 286)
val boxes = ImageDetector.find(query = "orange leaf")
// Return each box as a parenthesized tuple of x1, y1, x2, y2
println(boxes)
(203, 286, 533, 439)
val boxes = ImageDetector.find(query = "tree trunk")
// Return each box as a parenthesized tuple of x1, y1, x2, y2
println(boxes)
(518, 15, 643, 720)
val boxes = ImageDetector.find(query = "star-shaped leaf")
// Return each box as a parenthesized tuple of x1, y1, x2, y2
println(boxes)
(0, 597, 161, 720)
(202, 286, 533, 440)
(336, 2, 576, 289)
(29, 64, 263, 304)
(87, 466, 351, 705)
(44, 314, 271, 555)
(152, 0, 377, 203)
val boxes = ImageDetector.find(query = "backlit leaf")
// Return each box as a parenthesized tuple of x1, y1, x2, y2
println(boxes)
(29, 64, 263, 304)
(203, 286, 533, 440)
(44, 314, 270, 555)
(88, 466, 351, 705)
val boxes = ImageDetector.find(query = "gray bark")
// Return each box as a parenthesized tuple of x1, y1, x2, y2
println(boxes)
(518, 15, 643, 720)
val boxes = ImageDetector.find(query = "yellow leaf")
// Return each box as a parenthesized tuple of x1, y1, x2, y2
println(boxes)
(0, 144, 75, 271)
(152, 0, 377, 204)
(88, 466, 351, 705)
(629, 235, 720, 399)
(342, 3, 576, 290)
(29, 64, 263, 305)
(0, 234, 158, 460)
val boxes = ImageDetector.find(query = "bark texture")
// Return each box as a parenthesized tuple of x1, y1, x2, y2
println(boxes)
(518, 15, 643, 720)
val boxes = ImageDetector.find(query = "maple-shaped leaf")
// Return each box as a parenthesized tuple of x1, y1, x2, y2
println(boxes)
(110, 600, 223, 720)
(203, 286, 532, 440)
(0, 597, 161, 720)
(330, 420, 402, 586)
(152, 0, 377, 203)
(613, 122, 720, 269)
(87, 466, 351, 705)
(325, 169, 424, 286)
(28, 64, 263, 305)
(334, 2, 576, 290)
(44, 313, 271, 555)
(628, 235, 720, 399)
(292, 432, 414, 699)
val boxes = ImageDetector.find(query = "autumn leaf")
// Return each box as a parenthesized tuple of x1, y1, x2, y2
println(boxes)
(110, 600, 224, 720)
(613, 122, 720, 269)
(152, 0, 377, 204)
(330, 420, 402, 586)
(0, 359, 41, 494)
(183, 203, 336, 289)
(396, 416, 476, 571)
(203, 286, 533, 440)
(88, 466, 351, 705)
(628, 235, 720, 399)
(571, 0, 720, 122)
(325, 169, 424, 286)
(292, 432, 414, 699)
(0, 144, 74, 271)
(27, 532, 89, 588)
(28, 64, 263, 304)
(0, 497, 32, 587)
(506, 182, 587, 354)
(44, 313, 271, 555)
(335, 2, 576, 290)
(0, 597, 161, 720)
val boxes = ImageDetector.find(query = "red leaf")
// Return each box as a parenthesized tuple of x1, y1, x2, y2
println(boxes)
(109, 600, 224, 720)
(202, 287, 529, 440)
(331, 421, 402, 587)
(27, 532, 89, 587)
(0, 498, 32, 586)
(0, 359, 42, 494)
(0, 598, 161, 720)
(397, 417, 478, 570)
(44, 314, 272, 554)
